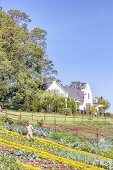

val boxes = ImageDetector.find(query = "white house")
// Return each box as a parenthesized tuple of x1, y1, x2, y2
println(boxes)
(80, 83, 93, 110)
(47, 81, 97, 111)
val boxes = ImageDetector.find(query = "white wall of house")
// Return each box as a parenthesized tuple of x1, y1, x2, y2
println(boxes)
(81, 83, 93, 110)
(47, 81, 68, 98)
(79, 104, 84, 111)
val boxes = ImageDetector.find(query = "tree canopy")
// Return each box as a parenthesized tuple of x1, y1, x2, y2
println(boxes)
(69, 81, 85, 90)
(0, 8, 57, 109)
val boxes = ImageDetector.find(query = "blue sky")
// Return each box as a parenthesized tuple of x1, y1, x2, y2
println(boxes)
(1, 0, 113, 112)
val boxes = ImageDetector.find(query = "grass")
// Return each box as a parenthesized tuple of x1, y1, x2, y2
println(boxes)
(1, 109, 112, 126)
(1, 109, 113, 140)
(1, 109, 112, 129)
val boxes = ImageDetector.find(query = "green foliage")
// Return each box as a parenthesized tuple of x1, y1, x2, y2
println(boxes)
(67, 98, 76, 114)
(61, 107, 72, 115)
(1, 115, 14, 124)
(37, 119, 44, 127)
(98, 96, 110, 111)
(87, 105, 97, 116)
(0, 120, 5, 126)
(12, 93, 24, 110)
(31, 90, 65, 113)
(7, 9, 31, 25)
(0, 8, 57, 110)
(0, 155, 23, 170)
(0, 115, 28, 126)
(51, 131, 81, 143)
(14, 119, 28, 126)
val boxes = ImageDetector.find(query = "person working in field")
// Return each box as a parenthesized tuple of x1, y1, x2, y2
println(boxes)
(26, 122, 34, 141)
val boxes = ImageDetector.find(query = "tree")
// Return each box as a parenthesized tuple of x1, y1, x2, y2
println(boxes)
(69, 81, 85, 90)
(7, 9, 31, 28)
(98, 96, 110, 112)
(67, 98, 76, 114)
(88, 105, 97, 118)
(0, 8, 57, 110)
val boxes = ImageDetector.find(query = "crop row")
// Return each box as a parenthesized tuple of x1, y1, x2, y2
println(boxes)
(0, 128, 113, 169)
(0, 127, 111, 160)
(0, 155, 41, 170)
(0, 136, 105, 170)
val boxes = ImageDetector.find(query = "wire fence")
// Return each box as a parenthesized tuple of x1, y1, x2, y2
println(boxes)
(1, 110, 113, 140)
(2, 110, 111, 122)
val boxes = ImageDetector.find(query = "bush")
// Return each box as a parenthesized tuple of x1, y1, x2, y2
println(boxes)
(67, 98, 76, 114)
(61, 108, 72, 115)
(14, 119, 28, 126)
(0, 115, 14, 125)
(51, 131, 81, 143)
(37, 119, 43, 127)
(3, 102, 12, 109)
(0, 155, 23, 170)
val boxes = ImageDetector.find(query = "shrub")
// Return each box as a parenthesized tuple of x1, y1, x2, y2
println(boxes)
(51, 131, 81, 143)
(37, 119, 44, 127)
(14, 119, 28, 126)
(0, 115, 14, 125)
(61, 108, 72, 115)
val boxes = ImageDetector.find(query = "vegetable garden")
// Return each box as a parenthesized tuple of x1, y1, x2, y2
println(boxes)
(1, 115, 113, 169)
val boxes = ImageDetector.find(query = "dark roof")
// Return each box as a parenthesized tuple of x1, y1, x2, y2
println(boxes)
(81, 83, 87, 89)
(62, 86, 84, 102)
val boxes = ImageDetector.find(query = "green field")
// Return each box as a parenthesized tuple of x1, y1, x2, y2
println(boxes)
(1, 110, 112, 126)
(1, 110, 113, 140)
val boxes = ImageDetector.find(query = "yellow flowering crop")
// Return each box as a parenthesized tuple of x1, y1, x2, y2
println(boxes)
(0, 127, 112, 161)
(0, 137, 105, 170)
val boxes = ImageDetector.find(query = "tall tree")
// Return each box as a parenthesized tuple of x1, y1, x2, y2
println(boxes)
(0, 8, 57, 109)
(7, 9, 31, 29)
(69, 81, 85, 90)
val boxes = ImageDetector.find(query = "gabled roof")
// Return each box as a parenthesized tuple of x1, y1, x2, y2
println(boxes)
(81, 83, 87, 89)
(54, 81, 67, 93)
(62, 86, 84, 101)
(48, 81, 67, 93)
(47, 81, 84, 102)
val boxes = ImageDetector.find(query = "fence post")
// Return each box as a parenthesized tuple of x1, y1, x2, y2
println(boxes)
(54, 118, 56, 131)
(104, 116, 106, 122)
(96, 128, 99, 143)
(44, 113, 46, 121)
(65, 114, 67, 122)
(19, 112, 22, 119)
(54, 113, 56, 124)
(73, 115, 75, 122)
(5, 110, 7, 115)
(32, 112, 33, 121)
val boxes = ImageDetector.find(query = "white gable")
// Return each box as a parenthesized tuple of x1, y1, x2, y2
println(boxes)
(47, 81, 68, 98)
(82, 83, 93, 108)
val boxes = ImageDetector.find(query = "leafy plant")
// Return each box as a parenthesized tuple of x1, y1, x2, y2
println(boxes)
(1, 115, 14, 125)
(37, 119, 44, 127)
(61, 108, 72, 115)
(0, 155, 23, 170)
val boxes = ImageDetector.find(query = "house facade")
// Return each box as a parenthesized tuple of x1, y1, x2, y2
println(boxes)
(47, 81, 98, 111)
